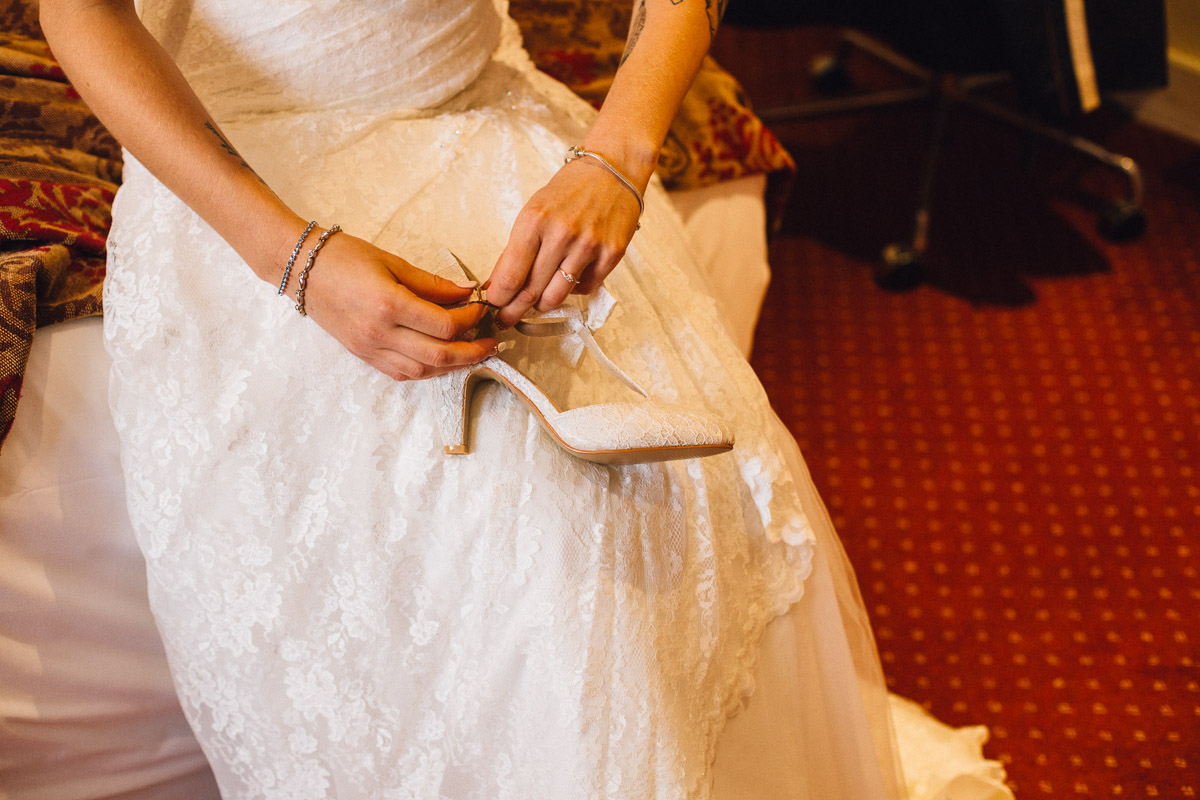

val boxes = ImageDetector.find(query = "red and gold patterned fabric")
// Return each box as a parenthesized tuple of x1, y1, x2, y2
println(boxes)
(0, 0, 120, 449)
(508, 0, 795, 201)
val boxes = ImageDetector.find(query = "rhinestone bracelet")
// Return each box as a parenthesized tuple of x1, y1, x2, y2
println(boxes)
(563, 145, 644, 230)
(278, 220, 317, 296)
(294, 224, 342, 317)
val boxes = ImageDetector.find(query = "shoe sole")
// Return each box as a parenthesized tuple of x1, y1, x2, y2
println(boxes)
(446, 367, 734, 465)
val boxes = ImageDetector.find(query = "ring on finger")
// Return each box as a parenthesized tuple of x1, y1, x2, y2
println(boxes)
(558, 268, 580, 285)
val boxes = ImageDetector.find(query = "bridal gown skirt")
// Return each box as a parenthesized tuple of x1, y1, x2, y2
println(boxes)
(101, 1, 1012, 797)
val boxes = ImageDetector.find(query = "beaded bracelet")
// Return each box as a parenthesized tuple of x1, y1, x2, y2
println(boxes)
(294, 224, 342, 317)
(563, 146, 644, 230)
(278, 220, 317, 296)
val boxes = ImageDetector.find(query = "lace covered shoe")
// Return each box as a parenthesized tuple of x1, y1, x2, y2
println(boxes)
(426, 250, 734, 465)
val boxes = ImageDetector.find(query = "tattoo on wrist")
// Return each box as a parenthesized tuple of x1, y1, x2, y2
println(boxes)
(205, 121, 267, 185)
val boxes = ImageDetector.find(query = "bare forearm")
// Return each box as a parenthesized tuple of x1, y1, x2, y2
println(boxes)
(40, 0, 302, 282)
(583, 0, 719, 189)
(41, 0, 500, 380)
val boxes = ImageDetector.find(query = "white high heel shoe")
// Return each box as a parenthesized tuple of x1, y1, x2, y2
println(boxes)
(426, 252, 734, 465)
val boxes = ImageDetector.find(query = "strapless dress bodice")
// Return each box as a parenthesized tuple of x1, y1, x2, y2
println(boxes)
(136, 0, 502, 120)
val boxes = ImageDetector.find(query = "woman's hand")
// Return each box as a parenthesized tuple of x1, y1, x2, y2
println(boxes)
(286, 231, 498, 381)
(42, 1, 493, 384)
(485, 157, 642, 328)
(484, 0, 721, 328)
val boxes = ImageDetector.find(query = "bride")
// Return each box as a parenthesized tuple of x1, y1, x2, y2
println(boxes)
(41, 0, 1010, 797)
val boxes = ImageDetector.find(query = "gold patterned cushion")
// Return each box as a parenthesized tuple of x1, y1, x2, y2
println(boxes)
(0, 2, 121, 448)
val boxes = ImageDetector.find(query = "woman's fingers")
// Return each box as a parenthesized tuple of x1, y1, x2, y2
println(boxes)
(393, 328, 497, 371)
(389, 290, 489, 341)
(369, 290, 496, 380)
(396, 261, 479, 304)
(493, 229, 621, 324)
(366, 329, 498, 381)
(535, 248, 594, 313)
(488, 164, 637, 324)
(295, 233, 500, 382)
(486, 211, 542, 313)
(492, 231, 577, 326)
(570, 270, 604, 296)
(489, 215, 610, 326)
(571, 241, 625, 296)
(362, 351, 444, 382)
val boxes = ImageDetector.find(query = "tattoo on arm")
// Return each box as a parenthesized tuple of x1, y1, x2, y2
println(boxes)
(205, 120, 267, 185)
(621, 0, 647, 66)
(702, 0, 728, 39)
(622, 0, 728, 65)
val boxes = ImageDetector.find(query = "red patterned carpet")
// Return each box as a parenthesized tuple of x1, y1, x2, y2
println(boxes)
(713, 26, 1200, 799)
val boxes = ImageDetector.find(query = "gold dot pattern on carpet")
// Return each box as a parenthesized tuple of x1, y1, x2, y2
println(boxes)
(750, 110, 1200, 797)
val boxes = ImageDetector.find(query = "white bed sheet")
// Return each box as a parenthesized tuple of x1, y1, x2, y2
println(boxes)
(671, 174, 772, 358)
(0, 317, 220, 799)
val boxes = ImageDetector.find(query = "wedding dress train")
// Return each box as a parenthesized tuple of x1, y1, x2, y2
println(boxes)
(103, 0, 1012, 797)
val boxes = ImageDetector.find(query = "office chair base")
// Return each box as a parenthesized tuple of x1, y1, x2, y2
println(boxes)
(762, 29, 1148, 286)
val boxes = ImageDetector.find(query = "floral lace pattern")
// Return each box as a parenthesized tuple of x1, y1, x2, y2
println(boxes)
(107, 3, 817, 798)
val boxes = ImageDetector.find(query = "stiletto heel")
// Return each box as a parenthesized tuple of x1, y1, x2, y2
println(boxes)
(435, 357, 733, 464)
(427, 250, 734, 465)
(432, 364, 476, 455)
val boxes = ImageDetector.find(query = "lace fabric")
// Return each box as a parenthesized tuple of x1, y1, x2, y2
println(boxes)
(105, 3, 913, 798)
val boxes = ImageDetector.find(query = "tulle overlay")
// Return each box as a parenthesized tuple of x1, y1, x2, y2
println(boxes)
(106, 2, 1009, 798)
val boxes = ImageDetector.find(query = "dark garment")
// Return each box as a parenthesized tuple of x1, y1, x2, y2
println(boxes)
(725, 0, 1168, 119)
(991, 0, 1167, 118)
(1075, 0, 1168, 93)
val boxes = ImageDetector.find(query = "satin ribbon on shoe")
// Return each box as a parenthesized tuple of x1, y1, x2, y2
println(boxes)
(427, 248, 623, 369)
(514, 306, 647, 398)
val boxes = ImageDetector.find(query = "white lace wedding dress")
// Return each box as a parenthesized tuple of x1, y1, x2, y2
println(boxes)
(105, 1, 1012, 798)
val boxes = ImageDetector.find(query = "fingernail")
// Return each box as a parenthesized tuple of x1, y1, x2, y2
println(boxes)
(454, 280, 478, 289)
(496, 341, 513, 353)
(495, 322, 509, 331)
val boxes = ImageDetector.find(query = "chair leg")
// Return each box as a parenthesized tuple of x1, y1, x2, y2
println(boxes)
(751, 25, 1148, 293)
(876, 84, 951, 291)
(838, 29, 932, 84)
(758, 28, 934, 124)
(758, 87, 931, 124)
(958, 92, 1146, 239)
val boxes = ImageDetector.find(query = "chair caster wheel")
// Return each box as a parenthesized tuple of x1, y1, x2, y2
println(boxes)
(1098, 200, 1146, 241)
(876, 243, 925, 291)
(810, 54, 850, 94)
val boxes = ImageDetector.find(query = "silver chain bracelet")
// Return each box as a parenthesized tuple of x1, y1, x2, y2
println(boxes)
(295, 224, 342, 316)
(278, 220, 317, 296)
(563, 146, 644, 230)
